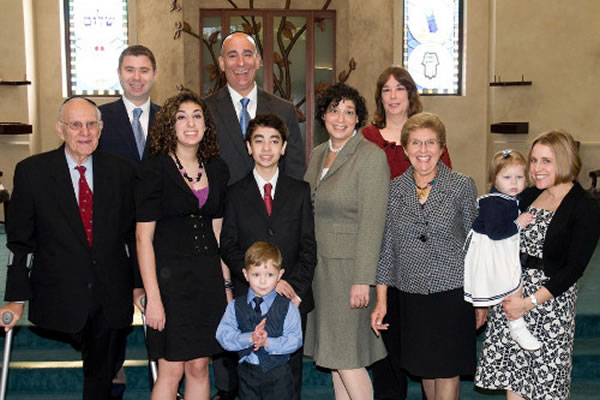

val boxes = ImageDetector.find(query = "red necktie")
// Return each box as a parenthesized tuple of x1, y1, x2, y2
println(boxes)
(264, 183, 273, 216)
(75, 166, 93, 246)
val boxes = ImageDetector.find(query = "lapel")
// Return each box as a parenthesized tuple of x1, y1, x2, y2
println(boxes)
(317, 132, 364, 186)
(144, 102, 160, 159)
(112, 99, 140, 161)
(214, 88, 248, 160)
(395, 168, 423, 217)
(49, 146, 89, 247)
(256, 89, 272, 114)
(240, 173, 269, 218)
(270, 173, 293, 219)
(410, 162, 453, 221)
(306, 143, 328, 190)
(91, 152, 110, 249)
(163, 154, 195, 199)
(423, 162, 451, 212)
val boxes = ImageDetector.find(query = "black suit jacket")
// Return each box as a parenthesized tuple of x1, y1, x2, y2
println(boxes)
(220, 172, 316, 314)
(520, 181, 600, 297)
(5, 146, 140, 333)
(204, 87, 306, 184)
(98, 99, 160, 165)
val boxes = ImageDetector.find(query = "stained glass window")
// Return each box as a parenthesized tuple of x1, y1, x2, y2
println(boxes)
(64, 0, 128, 96)
(403, 0, 463, 95)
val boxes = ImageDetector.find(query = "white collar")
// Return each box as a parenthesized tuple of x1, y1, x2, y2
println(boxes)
(253, 167, 279, 198)
(227, 83, 258, 118)
(122, 96, 151, 118)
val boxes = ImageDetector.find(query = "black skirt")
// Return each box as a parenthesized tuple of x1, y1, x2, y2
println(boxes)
(395, 287, 476, 378)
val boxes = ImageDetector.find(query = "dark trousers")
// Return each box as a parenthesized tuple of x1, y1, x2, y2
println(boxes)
(213, 312, 307, 400)
(71, 306, 128, 400)
(371, 287, 408, 400)
(238, 362, 294, 400)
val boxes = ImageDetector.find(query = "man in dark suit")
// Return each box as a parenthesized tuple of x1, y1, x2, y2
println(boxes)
(204, 32, 305, 185)
(0, 97, 144, 400)
(98, 45, 160, 165)
(96, 45, 159, 399)
(220, 114, 316, 400)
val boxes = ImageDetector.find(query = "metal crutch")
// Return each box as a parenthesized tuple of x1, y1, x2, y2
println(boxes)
(0, 311, 14, 400)
(140, 297, 158, 383)
(140, 297, 184, 399)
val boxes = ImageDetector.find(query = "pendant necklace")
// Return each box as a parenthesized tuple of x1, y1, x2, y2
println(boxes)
(414, 178, 435, 201)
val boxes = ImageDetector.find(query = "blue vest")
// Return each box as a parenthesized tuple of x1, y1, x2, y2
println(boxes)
(234, 294, 290, 372)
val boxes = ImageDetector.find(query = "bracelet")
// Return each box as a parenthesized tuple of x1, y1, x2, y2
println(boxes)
(224, 279, 234, 290)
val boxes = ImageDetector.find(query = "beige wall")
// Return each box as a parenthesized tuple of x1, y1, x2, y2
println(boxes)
(0, 0, 30, 222)
(491, 0, 600, 184)
(135, 0, 184, 104)
(409, 0, 492, 192)
(1, 0, 599, 222)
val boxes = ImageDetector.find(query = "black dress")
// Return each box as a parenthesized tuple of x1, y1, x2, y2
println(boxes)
(136, 154, 230, 361)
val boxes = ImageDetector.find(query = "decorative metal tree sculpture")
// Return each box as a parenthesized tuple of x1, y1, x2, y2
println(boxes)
(171, 0, 356, 123)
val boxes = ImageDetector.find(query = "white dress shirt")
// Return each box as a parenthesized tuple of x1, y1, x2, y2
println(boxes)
(227, 83, 258, 121)
(253, 167, 279, 198)
(122, 96, 151, 138)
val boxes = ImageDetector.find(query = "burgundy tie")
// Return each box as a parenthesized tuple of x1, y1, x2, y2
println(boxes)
(75, 166, 93, 246)
(264, 183, 273, 216)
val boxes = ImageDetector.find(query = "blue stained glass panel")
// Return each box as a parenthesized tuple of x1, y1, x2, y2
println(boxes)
(403, 0, 462, 95)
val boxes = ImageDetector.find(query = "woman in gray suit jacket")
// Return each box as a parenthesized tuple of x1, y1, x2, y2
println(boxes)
(304, 83, 389, 399)
(371, 113, 485, 400)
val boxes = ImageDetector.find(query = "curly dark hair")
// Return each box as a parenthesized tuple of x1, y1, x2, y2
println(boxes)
(315, 83, 368, 130)
(372, 66, 423, 129)
(148, 89, 220, 163)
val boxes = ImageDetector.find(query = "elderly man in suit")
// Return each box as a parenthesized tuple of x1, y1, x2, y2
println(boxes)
(0, 97, 145, 400)
(98, 45, 160, 165)
(204, 32, 305, 185)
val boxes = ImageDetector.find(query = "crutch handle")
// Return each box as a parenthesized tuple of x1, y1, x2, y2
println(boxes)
(1, 312, 15, 400)
(1, 312, 12, 326)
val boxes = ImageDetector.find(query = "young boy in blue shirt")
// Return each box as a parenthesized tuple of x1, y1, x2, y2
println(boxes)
(216, 241, 302, 400)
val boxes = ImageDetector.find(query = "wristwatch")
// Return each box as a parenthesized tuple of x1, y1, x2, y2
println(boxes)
(529, 294, 539, 306)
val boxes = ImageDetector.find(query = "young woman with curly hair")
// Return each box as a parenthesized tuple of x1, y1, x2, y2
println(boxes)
(135, 89, 230, 399)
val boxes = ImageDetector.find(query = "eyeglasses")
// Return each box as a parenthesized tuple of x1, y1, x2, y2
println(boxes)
(408, 139, 439, 149)
(60, 120, 101, 131)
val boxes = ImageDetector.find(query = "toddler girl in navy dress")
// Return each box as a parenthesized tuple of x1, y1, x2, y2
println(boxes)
(464, 150, 540, 351)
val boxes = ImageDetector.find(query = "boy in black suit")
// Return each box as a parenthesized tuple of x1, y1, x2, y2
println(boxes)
(220, 113, 316, 400)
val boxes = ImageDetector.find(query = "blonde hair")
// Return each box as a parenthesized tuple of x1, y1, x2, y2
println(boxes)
(488, 149, 528, 188)
(529, 130, 581, 184)
(244, 241, 282, 271)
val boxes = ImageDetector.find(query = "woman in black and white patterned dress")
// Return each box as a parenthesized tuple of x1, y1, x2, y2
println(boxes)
(475, 130, 600, 399)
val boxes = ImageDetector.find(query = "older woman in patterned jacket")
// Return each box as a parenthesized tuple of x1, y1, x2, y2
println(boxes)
(371, 112, 486, 400)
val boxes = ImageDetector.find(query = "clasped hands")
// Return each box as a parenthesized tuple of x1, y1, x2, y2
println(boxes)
(250, 317, 269, 351)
